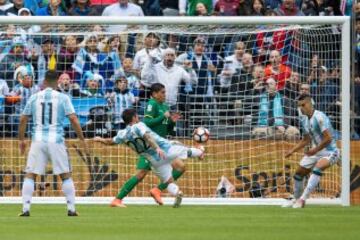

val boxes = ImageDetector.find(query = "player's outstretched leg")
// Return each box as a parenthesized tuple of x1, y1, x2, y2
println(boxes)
(293, 167, 324, 208)
(151, 159, 186, 205)
(152, 169, 184, 205)
(150, 145, 205, 205)
(111, 176, 139, 208)
(111, 165, 149, 207)
(19, 177, 35, 217)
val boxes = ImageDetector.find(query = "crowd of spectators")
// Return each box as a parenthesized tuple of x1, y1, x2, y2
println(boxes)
(0, 0, 357, 140)
(0, 0, 354, 18)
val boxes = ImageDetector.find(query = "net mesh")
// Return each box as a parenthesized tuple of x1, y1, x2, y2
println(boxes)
(0, 22, 343, 200)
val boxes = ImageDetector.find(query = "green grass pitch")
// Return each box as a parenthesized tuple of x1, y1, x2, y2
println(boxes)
(0, 205, 359, 240)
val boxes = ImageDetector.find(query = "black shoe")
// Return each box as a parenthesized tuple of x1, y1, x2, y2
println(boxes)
(18, 211, 30, 217)
(67, 210, 79, 217)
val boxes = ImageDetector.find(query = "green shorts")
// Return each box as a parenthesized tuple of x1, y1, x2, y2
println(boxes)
(136, 155, 152, 170)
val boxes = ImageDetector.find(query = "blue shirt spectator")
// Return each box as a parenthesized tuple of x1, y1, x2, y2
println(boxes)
(68, 0, 99, 16)
(72, 34, 121, 92)
(35, 0, 67, 16)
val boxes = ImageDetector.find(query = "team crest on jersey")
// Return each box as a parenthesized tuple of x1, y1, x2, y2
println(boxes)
(147, 105, 152, 112)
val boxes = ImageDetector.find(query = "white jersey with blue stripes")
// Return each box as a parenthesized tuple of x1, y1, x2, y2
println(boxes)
(113, 122, 172, 163)
(110, 91, 135, 123)
(300, 110, 337, 152)
(22, 87, 75, 143)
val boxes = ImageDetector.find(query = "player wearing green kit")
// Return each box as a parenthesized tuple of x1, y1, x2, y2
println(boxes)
(110, 83, 181, 207)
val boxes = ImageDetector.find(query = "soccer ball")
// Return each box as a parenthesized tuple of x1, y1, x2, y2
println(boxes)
(193, 127, 210, 143)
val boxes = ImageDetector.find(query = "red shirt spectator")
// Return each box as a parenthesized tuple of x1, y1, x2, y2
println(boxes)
(274, 0, 304, 16)
(264, 50, 291, 91)
(254, 29, 292, 64)
(214, 0, 240, 16)
(90, 0, 117, 6)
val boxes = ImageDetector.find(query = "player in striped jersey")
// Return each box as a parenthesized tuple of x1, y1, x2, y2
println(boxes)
(94, 108, 205, 208)
(18, 70, 89, 217)
(107, 76, 136, 129)
(284, 94, 340, 208)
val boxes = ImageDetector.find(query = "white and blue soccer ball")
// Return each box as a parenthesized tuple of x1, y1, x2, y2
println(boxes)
(193, 127, 210, 143)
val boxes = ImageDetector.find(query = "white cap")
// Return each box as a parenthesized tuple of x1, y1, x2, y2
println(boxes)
(18, 8, 31, 16)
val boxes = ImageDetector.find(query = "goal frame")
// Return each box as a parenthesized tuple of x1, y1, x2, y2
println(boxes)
(0, 16, 351, 206)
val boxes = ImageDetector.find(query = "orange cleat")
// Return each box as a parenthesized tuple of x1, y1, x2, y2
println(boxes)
(110, 198, 127, 208)
(150, 187, 164, 205)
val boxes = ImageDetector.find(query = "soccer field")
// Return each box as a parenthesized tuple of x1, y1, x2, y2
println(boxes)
(0, 205, 359, 240)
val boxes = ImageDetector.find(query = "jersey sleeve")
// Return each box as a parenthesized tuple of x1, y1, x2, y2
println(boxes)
(63, 95, 75, 116)
(112, 130, 126, 144)
(22, 94, 35, 116)
(143, 101, 165, 127)
(134, 122, 150, 137)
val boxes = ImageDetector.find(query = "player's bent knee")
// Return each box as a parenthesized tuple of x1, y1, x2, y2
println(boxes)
(172, 159, 185, 172)
(315, 158, 331, 170)
(295, 166, 310, 176)
(136, 169, 149, 181)
(312, 167, 323, 176)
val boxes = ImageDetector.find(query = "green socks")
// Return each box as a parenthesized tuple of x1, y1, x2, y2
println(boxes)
(157, 169, 183, 191)
(117, 176, 139, 199)
(116, 170, 184, 199)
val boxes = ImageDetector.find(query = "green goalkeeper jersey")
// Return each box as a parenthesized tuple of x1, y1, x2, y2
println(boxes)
(143, 98, 175, 138)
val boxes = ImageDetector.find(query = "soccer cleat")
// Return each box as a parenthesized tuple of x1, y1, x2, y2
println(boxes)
(281, 199, 296, 208)
(110, 198, 127, 208)
(150, 187, 164, 205)
(67, 210, 79, 217)
(18, 211, 30, 217)
(173, 191, 183, 208)
(292, 199, 306, 208)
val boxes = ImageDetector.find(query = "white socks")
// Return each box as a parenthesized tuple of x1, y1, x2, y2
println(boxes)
(167, 183, 179, 196)
(22, 178, 34, 213)
(62, 178, 76, 212)
(301, 174, 321, 200)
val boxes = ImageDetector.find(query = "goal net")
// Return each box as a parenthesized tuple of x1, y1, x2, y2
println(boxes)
(0, 17, 350, 205)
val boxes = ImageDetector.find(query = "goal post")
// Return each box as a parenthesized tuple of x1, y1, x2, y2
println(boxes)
(0, 16, 351, 206)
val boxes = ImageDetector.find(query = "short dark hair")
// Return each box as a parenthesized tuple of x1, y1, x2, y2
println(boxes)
(150, 83, 165, 95)
(297, 94, 312, 102)
(122, 108, 137, 125)
(45, 70, 59, 84)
